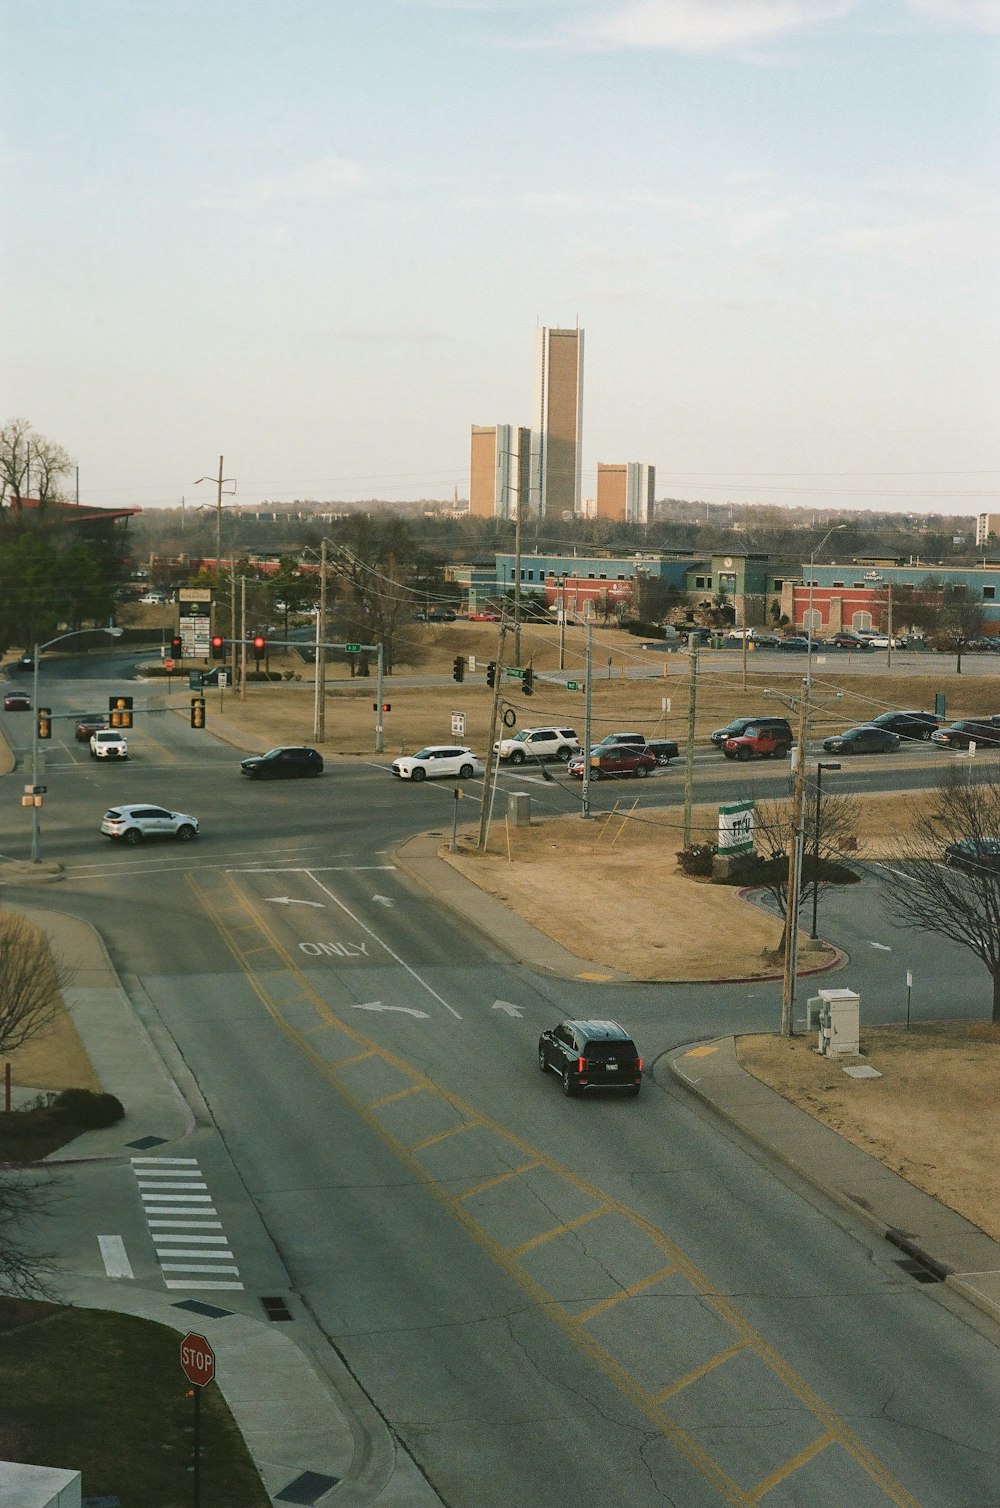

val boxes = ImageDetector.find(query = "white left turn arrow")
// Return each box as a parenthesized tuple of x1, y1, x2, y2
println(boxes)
(492, 1000, 523, 1018)
(353, 1001, 429, 1019)
(266, 897, 325, 907)
(372, 894, 395, 907)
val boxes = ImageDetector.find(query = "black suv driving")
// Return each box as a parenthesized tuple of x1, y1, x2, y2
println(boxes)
(240, 746, 325, 779)
(538, 1019, 642, 1097)
(869, 710, 940, 741)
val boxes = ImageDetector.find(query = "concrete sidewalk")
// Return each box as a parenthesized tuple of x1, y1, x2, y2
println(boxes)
(7, 905, 443, 1508)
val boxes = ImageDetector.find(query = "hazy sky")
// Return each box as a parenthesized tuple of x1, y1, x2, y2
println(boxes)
(2, 0, 997, 514)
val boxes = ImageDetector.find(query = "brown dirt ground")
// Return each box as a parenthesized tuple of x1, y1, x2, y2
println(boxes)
(9, 632, 998, 1240)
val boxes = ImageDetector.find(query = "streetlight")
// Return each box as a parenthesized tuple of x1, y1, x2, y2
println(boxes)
(31, 626, 124, 862)
(805, 525, 847, 690)
(810, 761, 841, 939)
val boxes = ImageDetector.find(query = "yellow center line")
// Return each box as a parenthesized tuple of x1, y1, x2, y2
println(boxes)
(749, 1430, 838, 1500)
(368, 1084, 426, 1110)
(459, 1160, 544, 1200)
(408, 1120, 479, 1152)
(576, 1262, 680, 1325)
(651, 1339, 749, 1403)
(508, 1205, 609, 1258)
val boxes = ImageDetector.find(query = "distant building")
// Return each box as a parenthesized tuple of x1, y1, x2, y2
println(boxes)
(976, 513, 1000, 547)
(469, 424, 532, 520)
(595, 463, 655, 524)
(531, 327, 583, 518)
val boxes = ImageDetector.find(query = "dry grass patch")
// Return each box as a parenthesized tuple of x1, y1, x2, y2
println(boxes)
(736, 1022, 1000, 1240)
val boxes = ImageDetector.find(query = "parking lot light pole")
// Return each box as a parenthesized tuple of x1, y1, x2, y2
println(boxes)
(31, 626, 124, 862)
(810, 761, 841, 939)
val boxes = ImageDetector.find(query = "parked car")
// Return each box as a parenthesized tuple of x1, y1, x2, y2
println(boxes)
(643, 738, 679, 765)
(91, 728, 128, 760)
(493, 727, 579, 764)
(867, 634, 902, 649)
(3, 692, 31, 712)
(567, 746, 655, 779)
(391, 746, 480, 781)
(467, 611, 501, 621)
(240, 746, 324, 779)
(537, 1019, 642, 1097)
(720, 719, 793, 760)
(868, 710, 940, 741)
(943, 838, 1000, 876)
(710, 716, 788, 748)
(101, 804, 199, 844)
(931, 719, 1000, 751)
(775, 636, 810, 651)
(829, 633, 873, 651)
(75, 712, 110, 741)
(821, 725, 901, 755)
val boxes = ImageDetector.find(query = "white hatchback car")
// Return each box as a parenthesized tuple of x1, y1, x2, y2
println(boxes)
(391, 746, 481, 782)
(91, 729, 128, 759)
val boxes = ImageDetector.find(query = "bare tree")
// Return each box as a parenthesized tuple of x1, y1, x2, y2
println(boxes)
(0, 418, 73, 522)
(878, 768, 1000, 1024)
(0, 913, 71, 1056)
(738, 784, 861, 948)
(0, 1172, 58, 1299)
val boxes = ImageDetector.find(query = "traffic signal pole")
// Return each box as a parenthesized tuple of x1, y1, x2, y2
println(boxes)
(478, 622, 508, 853)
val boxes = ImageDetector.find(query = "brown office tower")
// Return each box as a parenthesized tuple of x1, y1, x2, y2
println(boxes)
(596, 462, 656, 523)
(469, 425, 532, 519)
(531, 327, 583, 518)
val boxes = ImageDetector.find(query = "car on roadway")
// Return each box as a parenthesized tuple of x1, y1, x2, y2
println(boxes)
(821, 725, 901, 755)
(391, 746, 480, 781)
(537, 1019, 643, 1097)
(91, 728, 128, 760)
(467, 611, 501, 621)
(931, 718, 1000, 751)
(101, 804, 199, 844)
(240, 746, 324, 779)
(3, 692, 31, 711)
(75, 712, 110, 741)
(710, 716, 788, 748)
(12, 654, 34, 673)
(868, 710, 940, 741)
(943, 838, 1000, 877)
(643, 738, 679, 765)
(493, 727, 579, 764)
(567, 746, 656, 779)
(722, 719, 793, 761)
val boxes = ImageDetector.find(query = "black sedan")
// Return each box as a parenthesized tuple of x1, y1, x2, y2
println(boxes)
(75, 712, 110, 741)
(944, 838, 1000, 877)
(822, 725, 901, 755)
(240, 746, 324, 779)
(869, 710, 939, 741)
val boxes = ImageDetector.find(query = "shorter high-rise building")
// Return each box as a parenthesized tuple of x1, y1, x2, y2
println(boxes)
(976, 513, 1000, 548)
(469, 425, 532, 520)
(595, 462, 655, 524)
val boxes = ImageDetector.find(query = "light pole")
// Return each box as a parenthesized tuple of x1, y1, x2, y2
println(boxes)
(810, 761, 841, 939)
(31, 626, 124, 862)
(805, 524, 847, 690)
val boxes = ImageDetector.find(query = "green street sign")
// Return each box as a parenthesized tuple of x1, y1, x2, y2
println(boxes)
(506, 667, 524, 679)
(344, 642, 362, 653)
(566, 680, 579, 690)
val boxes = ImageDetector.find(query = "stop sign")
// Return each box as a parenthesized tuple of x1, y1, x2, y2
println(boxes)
(180, 1331, 215, 1388)
(164, 657, 175, 672)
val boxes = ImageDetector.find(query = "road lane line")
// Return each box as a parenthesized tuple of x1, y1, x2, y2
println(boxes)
(98, 1235, 133, 1279)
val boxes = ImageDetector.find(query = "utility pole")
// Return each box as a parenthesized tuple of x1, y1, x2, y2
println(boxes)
(781, 680, 811, 1037)
(239, 576, 247, 702)
(194, 456, 236, 572)
(314, 540, 328, 742)
(886, 582, 894, 671)
(513, 486, 523, 671)
(581, 618, 593, 819)
(478, 623, 509, 852)
(682, 643, 698, 848)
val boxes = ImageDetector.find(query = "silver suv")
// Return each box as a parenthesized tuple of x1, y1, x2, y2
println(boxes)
(101, 804, 200, 844)
(493, 726, 579, 764)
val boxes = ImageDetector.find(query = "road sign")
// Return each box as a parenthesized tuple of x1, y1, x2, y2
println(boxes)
(566, 680, 579, 690)
(345, 642, 361, 653)
(506, 667, 524, 679)
(180, 1332, 215, 1389)
(164, 657, 175, 672)
(451, 713, 466, 736)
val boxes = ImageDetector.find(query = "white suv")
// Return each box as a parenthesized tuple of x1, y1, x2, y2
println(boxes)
(493, 727, 579, 764)
(91, 729, 128, 760)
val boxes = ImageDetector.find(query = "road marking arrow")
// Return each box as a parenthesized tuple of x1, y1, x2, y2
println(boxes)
(265, 896, 325, 907)
(353, 1001, 429, 1019)
(491, 1000, 523, 1018)
(869, 941, 892, 951)
(372, 894, 395, 907)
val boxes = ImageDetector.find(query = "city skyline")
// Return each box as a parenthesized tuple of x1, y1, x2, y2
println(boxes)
(1, 0, 996, 516)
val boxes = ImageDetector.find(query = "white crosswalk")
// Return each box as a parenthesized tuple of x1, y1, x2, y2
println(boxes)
(130, 1155, 244, 1291)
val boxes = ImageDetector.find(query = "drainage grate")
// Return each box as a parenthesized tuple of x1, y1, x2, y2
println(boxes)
(261, 1295, 294, 1321)
(172, 1298, 233, 1318)
(895, 1257, 943, 1284)
(886, 1228, 949, 1284)
(276, 1470, 341, 1504)
(126, 1134, 168, 1149)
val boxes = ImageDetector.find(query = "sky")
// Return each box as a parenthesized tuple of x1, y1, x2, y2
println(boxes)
(1, 0, 997, 516)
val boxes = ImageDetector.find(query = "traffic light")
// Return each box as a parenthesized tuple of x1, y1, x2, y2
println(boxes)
(190, 696, 206, 729)
(109, 695, 133, 729)
(453, 655, 465, 683)
(210, 634, 225, 660)
(485, 661, 496, 688)
(170, 636, 182, 660)
(372, 702, 392, 712)
(37, 707, 51, 740)
(523, 667, 534, 697)
(252, 633, 266, 664)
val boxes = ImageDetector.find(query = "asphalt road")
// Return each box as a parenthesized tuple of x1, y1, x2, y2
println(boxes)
(2, 671, 999, 1506)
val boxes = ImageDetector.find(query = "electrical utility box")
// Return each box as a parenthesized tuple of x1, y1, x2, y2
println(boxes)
(812, 987, 860, 1056)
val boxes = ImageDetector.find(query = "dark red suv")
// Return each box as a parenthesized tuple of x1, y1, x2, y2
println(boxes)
(568, 746, 656, 779)
(723, 718, 793, 760)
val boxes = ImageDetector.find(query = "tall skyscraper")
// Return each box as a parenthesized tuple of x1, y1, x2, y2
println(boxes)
(531, 327, 584, 518)
(469, 424, 532, 520)
(596, 462, 656, 524)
